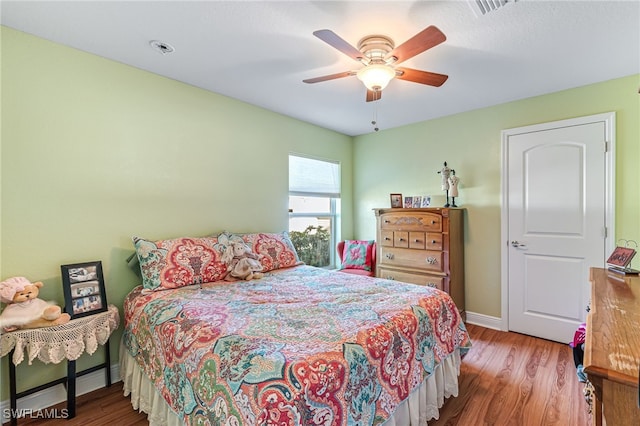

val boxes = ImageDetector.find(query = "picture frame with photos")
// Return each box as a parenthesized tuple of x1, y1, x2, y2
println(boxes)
(61, 260, 108, 318)
(404, 196, 413, 208)
(606, 246, 637, 270)
(390, 193, 403, 208)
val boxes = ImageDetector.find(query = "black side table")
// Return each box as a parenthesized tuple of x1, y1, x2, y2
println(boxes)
(1, 305, 119, 425)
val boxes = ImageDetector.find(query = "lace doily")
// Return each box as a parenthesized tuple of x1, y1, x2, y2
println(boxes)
(0, 304, 119, 365)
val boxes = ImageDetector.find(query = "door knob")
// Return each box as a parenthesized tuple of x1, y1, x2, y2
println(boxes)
(511, 240, 527, 248)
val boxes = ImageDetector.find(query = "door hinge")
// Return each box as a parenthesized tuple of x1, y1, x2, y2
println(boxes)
(604, 141, 609, 152)
(603, 227, 608, 238)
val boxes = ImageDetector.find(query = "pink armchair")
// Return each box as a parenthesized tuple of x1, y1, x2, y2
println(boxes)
(336, 241, 376, 277)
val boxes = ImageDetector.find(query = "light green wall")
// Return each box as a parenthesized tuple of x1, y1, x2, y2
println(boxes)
(2, 24, 639, 402)
(353, 74, 640, 319)
(0, 27, 352, 398)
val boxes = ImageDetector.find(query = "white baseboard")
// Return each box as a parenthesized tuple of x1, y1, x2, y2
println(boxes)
(465, 311, 504, 330)
(0, 364, 120, 423)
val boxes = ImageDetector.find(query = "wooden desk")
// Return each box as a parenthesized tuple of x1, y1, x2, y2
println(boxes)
(584, 268, 640, 426)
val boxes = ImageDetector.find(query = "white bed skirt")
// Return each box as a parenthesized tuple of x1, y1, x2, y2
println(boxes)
(120, 344, 461, 425)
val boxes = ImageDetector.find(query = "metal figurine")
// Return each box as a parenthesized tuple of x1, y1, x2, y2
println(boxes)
(437, 162, 455, 207)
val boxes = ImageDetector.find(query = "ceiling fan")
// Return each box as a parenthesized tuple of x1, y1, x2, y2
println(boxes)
(303, 26, 448, 102)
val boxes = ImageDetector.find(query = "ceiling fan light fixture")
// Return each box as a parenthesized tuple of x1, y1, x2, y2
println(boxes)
(356, 64, 396, 91)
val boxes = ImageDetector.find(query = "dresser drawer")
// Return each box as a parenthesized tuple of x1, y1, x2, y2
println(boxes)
(379, 247, 444, 273)
(409, 232, 425, 249)
(380, 212, 442, 232)
(421, 232, 443, 250)
(394, 231, 409, 248)
(385, 231, 442, 250)
(378, 267, 444, 290)
(381, 231, 394, 247)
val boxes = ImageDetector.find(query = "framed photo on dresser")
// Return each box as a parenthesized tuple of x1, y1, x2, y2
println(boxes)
(606, 246, 636, 269)
(390, 193, 403, 208)
(606, 244, 638, 275)
(61, 260, 108, 318)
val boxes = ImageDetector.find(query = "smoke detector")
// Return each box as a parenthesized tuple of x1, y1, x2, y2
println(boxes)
(149, 40, 175, 55)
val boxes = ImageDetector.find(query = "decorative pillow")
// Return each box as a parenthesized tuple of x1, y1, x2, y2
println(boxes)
(127, 231, 222, 280)
(132, 236, 228, 291)
(341, 240, 375, 271)
(219, 231, 303, 272)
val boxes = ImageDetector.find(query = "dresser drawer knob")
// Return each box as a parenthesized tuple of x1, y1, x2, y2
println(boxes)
(427, 282, 437, 288)
(414, 239, 420, 243)
(398, 238, 405, 241)
(432, 240, 437, 244)
(384, 237, 391, 241)
(385, 253, 394, 260)
(384, 220, 391, 223)
(426, 256, 438, 265)
(431, 220, 436, 224)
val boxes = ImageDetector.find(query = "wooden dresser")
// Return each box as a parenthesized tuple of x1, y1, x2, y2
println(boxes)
(584, 267, 640, 426)
(373, 208, 465, 318)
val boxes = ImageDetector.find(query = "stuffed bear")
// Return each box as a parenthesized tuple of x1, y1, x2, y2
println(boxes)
(222, 241, 264, 281)
(0, 276, 71, 332)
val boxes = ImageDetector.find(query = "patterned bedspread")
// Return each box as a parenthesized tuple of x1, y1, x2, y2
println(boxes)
(123, 265, 471, 425)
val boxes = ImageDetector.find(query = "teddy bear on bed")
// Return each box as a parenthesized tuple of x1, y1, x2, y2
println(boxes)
(222, 241, 264, 281)
(0, 276, 70, 332)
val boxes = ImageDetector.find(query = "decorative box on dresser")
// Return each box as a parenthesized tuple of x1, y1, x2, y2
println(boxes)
(374, 208, 465, 319)
(584, 267, 640, 426)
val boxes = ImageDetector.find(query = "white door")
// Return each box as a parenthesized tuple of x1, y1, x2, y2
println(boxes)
(501, 113, 614, 343)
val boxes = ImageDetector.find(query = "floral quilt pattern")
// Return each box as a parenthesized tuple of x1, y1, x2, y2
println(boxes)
(123, 265, 471, 425)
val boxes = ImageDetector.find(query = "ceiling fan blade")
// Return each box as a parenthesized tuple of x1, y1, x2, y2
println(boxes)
(366, 89, 382, 102)
(396, 67, 448, 87)
(313, 29, 363, 62)
(303, 71, 353, 84)
(387, 26, 446, 64)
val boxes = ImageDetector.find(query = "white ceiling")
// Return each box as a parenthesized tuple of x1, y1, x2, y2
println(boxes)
(2, 1, 639, 136)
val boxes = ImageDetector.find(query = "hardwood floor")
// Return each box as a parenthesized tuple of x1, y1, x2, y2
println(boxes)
(3, 383, 148, 426)
(4, 324, 590, 425)
(431, 324, 590, 425)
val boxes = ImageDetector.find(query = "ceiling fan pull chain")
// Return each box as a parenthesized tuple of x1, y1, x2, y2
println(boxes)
(372, 104, 379, 132)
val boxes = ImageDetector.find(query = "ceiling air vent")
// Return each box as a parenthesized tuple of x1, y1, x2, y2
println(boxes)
(467, 0, 518, 17)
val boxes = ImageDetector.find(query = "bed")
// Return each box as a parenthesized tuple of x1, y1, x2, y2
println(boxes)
(120, 232, 471, 425)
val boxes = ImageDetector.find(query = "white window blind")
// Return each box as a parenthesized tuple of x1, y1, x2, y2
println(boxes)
(289, 155, 340, 198)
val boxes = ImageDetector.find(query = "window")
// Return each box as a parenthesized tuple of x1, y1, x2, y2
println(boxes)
(288, 154, 340, 268)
